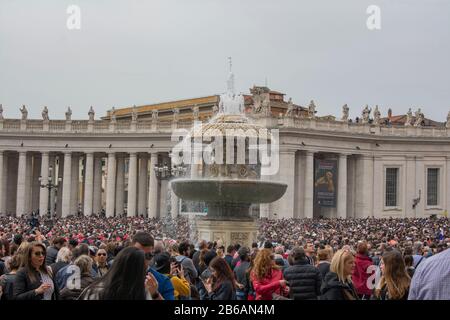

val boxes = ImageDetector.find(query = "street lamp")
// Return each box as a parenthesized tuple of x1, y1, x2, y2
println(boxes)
(39, 165, 62, 221)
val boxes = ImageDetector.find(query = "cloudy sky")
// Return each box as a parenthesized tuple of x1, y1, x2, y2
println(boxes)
(0, 0, 449, 121)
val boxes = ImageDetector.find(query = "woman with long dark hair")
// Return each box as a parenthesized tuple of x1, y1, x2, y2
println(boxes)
(79, 246, 160, 300)
(13, 242, 58, 300)
(202, 256, 236, 300)
(375, 250, 411, 300)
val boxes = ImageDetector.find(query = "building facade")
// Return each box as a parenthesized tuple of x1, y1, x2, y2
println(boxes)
(1, 89, 449, 219)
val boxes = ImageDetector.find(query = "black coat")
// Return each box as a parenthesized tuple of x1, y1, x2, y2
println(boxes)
(320, 272, 359, 300)
(13, 268, 59, 300)
(234, 260, 250, 295)
(45, 246, 59, 266)
(0, 273, 16, 300)
(317, 262, 331, 280)
(206, 280, 236, 300)
(283, 259, 322, 300)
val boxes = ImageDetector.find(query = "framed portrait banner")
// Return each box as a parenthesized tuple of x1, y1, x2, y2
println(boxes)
(314, 159, 337, 207)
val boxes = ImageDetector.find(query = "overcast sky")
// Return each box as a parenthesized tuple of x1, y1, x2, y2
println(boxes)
(0, 0, 449, 121)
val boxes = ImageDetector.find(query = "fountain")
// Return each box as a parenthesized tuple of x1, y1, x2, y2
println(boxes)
(171, 66, 287, 247)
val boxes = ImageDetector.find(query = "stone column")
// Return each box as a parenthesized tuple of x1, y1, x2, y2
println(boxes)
(127, 152, 138, 217)
(357, 155, 374, 218)
(93, 156, 103, 215)
(105, 153, 116, 217)
(39, 152, 50, 217)
(160, 179, 168, 217)
(16, 151, 27, 217)
(170, 181, 179, 218)
(49, 155, 56, 217)
(337, 154, 348, 219)
(273, 150, 296, 219)
(61, 152, 72, 217)
(304, 151, 315, 219)
(115, 155, 125, 217)
(372, 156, 383, 218)
(71, 155, 79, 215)
(294, 151, 305, 219)
(404, 156, 416, 218)
(414, 156, 424, 217)
(25, 154, 33, 214)
(138, 154, 149, 216)
(31, 155, 41, 212)
(148, 153, 159, 218)
(56, 156, 64, 217)
(0, 152, 4, 215)
(83, 152, 94, 216)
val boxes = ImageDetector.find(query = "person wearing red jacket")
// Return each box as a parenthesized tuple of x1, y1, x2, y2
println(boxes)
(250, 249, 289, 300)
(351, 241, 374, 299)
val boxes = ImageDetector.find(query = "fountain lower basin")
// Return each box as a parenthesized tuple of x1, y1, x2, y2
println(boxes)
(171, 178, 287, 204)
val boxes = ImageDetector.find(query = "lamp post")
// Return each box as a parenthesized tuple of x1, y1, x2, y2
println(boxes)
(39, 165, 62, 221)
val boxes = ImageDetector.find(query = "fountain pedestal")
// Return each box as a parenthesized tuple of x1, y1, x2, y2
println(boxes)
(196, 218, 257, 248)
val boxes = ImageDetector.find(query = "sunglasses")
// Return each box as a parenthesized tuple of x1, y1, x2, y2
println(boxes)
(97, 253, 106, 256)
(34, 251, 45, 257)
(144, 252, 154, 260)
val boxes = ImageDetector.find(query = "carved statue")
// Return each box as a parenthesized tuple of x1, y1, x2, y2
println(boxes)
(173, 108, 179, 122)
(41, 106, 49, 121)
(362, 105, 371, 123)
(447, 111, 450, 129)
(0, 104, 3, 120)
(308, 100, 316, 119)
(212, 104, 219, 115)
(65, 107, 72, 121)
(341, 104, 349, 121)
(152, 109, 158, 122)
(192, 105, 199, 119)
(131, 105, 138, 122)
(250, 87, 270, 115)
(20, 105, 28, 120)
(405, 108, 413, 126)
(110, 107, 117, 123)
(88, 106, 95, 121)
(414, 108, 424, 127)
(373, 105, 381, 125)
(285, 98, 295, 117)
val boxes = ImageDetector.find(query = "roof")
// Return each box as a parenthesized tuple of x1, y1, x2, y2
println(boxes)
(107, 95, 219, 118)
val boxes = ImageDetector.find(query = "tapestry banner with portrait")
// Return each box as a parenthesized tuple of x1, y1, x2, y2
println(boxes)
(314, 159, 337, 207)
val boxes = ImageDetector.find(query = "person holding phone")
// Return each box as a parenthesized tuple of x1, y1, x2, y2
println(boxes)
(201, 257, 236, 300)
(13, 242, 59, 300)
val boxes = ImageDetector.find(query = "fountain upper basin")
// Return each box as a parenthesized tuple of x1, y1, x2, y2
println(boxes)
(171, 178, 287, 204)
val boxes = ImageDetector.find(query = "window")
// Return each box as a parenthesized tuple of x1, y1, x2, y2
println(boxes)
(385, 168, 398, 207)
(427, 168, 439, 206)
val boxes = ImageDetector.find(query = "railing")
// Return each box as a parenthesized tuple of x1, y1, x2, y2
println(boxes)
(0, 117, 449, 138)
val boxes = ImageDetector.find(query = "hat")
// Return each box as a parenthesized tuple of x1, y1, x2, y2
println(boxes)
(153, 252, 171, 274)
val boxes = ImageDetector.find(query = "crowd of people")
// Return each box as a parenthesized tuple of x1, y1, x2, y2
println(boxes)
(0, 215, 449, 300)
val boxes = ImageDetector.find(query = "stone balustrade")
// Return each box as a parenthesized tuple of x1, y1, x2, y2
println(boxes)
(0, 115, 449, 138)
